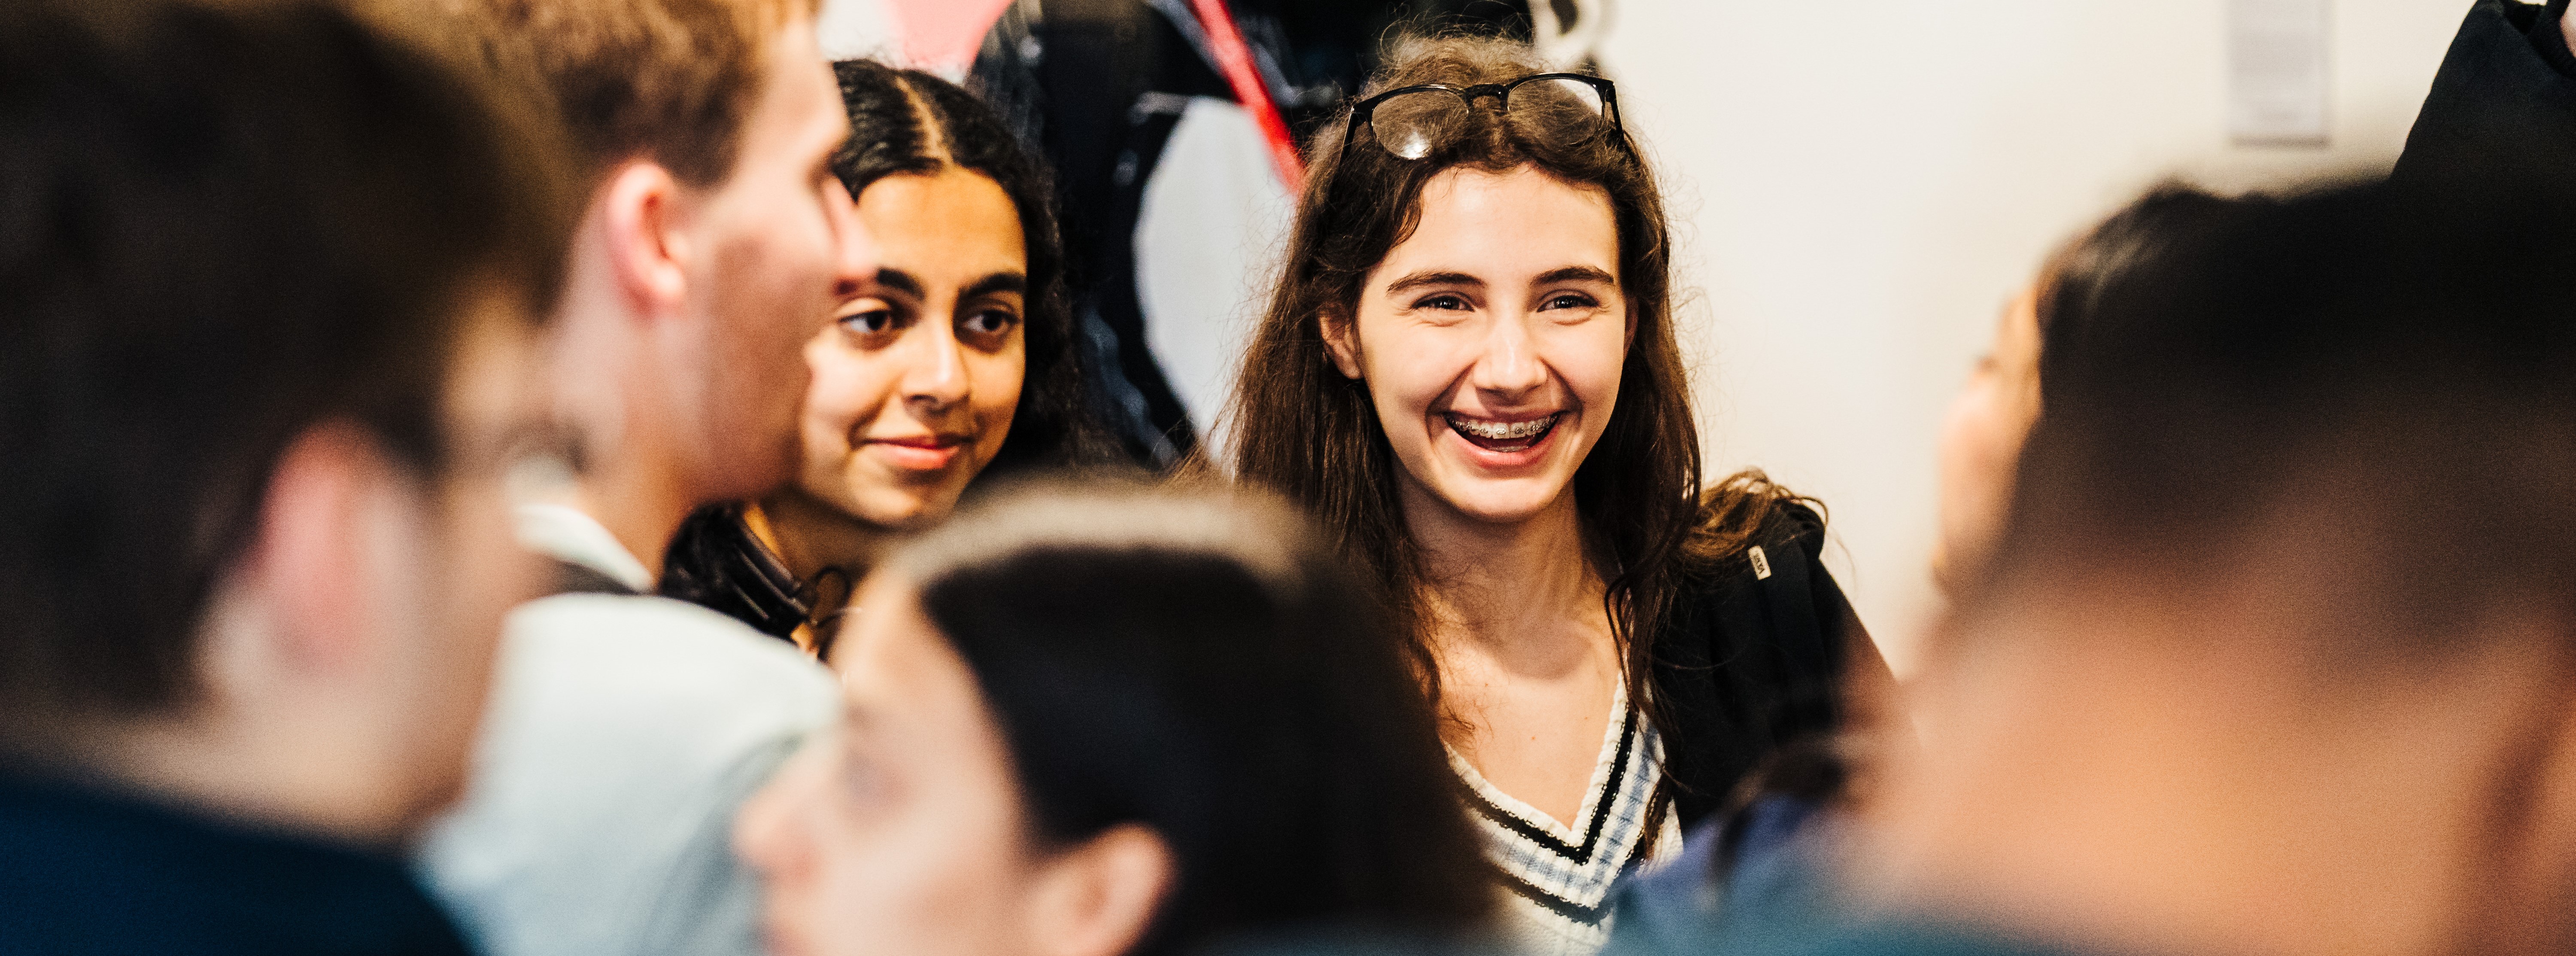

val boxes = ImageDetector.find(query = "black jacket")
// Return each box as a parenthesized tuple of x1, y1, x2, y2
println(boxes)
(0, 774, 472, 956)
(1652, 502, 1858, 829)
(2394, 0, 2576, 185)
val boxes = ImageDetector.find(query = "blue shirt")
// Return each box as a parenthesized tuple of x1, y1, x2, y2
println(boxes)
(0, 773, 470, 955)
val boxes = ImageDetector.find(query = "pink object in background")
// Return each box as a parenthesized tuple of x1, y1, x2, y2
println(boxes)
(1187, 0, 1302, 190)
(882, 0, 1013, 74)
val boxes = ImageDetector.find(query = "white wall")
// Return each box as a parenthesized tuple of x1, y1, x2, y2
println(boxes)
(1597, 1, 2474, 673)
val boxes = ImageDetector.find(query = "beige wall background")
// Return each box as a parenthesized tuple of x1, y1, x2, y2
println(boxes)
(1595, 0, 2474, 672)
(819, 0, 2487, 673)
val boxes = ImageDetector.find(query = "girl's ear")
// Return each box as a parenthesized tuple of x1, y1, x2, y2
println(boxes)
(1024, 823, 1174, 956)
(1321, 308, 1366, 380)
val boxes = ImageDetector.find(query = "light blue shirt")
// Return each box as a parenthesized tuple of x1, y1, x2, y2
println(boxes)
(419, 505, 838, 956)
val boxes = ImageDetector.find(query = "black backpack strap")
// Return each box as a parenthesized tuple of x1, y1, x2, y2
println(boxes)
(1751, 503, 1842, 729)
(1658, 500, 1854, 828)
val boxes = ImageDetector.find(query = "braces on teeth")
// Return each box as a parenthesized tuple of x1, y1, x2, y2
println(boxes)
(1450, 414, 1559, 441)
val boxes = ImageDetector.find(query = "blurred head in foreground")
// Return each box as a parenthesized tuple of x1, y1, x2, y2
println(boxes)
(0, 0, 569, 843)
(736, 482, 1494, 956)
(1872, 178, 2576, 956)
(1932, 185, 2259, 592)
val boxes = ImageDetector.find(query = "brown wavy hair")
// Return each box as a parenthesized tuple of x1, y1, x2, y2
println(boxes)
(1224, 33, 1804, 738)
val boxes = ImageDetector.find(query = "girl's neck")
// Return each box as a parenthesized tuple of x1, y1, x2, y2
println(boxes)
(748, 489, 895, 589)
(1402, 481, 1610, 668)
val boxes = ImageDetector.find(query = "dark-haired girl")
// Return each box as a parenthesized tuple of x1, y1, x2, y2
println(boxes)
(735, 482, 1495, 956)
(1225, 34, 1896, 953)
(662, 60, 1107, 654)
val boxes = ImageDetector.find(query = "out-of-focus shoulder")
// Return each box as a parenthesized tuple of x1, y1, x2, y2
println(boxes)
(498, 592, 838, 745)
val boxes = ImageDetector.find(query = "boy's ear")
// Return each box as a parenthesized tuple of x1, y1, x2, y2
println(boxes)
(241, 422, 401, 675)
(598, 160, 690, 321)
(1025, 823, 1175, 956)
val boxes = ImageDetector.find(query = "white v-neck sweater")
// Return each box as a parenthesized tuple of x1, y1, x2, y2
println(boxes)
(1450, 682, 1683, 955)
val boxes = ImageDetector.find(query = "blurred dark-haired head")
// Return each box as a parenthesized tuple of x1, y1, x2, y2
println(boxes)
(0, 0, 573, 837)
(1893, 176, 2576, 956)
(735, 481, 1493, 956)
(1982, 176, 2576, 649)
(2031, 186, 2273, 410)
(1935, 184, 2265, 592)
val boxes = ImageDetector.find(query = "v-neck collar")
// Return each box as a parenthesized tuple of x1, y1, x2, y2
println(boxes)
(1449, 679, 1674, 949)
(1446, 678, 1634, 841)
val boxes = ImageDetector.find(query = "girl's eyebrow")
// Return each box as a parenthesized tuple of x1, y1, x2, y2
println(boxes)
(1534, 265, 1617, 286)
(1384, 270, 1483, 294)
(871, 268, 925, 297)
(959, 271, 1027, 301)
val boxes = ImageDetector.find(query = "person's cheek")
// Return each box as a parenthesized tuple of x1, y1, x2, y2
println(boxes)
(798, 344, 890, 513)
(1546, 320, 1628, 417)
(1380, 323, 1461, 414)
(737, 744, 830, 901)
(974, 350, 1025, 455)
(1936, 381, 2019, 563)
(807, 341, 882, 449)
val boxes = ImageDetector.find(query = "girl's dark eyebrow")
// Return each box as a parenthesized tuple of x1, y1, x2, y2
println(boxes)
(1384, 270, 1483, 294)
(1535, 265, 1617, 286)
(872, 268, 925, 298)
(959, 272, 1027, 301)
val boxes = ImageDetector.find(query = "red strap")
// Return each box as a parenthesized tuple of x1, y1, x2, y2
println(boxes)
(1186, 0, 1304, 190)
